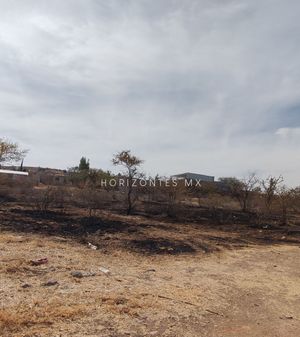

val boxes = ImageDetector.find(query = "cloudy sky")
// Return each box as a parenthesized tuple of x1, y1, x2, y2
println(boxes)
(0, 0, 300, 185)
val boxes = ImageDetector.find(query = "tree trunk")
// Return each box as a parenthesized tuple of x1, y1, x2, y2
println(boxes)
(127, 177, 132, 215)
(127, 191, 132, 215)
(282, 206, 288, 225)
(242, 199, 247, 212)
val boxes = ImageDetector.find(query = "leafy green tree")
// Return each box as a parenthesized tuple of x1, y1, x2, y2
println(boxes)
(79, 157, 90, 171)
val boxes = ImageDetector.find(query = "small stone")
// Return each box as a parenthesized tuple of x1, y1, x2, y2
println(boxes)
(86, 272, 96, 277)
(71, 271, 84, 278)
(280, 316, 293, 320)
(71, 271, 96, 278)
(21, 283, 32, 289)
(88, 242, 97, 250)
(30, 258, 48, 266)
(99, 267, 110, 275)
(42, 280, 58, 287)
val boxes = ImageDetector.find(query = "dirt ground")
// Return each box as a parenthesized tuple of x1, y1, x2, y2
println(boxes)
(0, 209, 300, 337)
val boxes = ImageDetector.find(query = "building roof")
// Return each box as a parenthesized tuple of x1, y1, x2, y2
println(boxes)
(172, 172, 215, 182)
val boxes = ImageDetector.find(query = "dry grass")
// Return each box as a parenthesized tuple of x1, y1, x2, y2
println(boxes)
(1, 208, 300, 336)
(101, 295, 143, 316)
(2, 259, 29, 274)
(0, 301, 87, 335)
(1, 258, 50, 277)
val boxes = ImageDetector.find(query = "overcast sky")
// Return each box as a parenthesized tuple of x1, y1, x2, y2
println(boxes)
(0, 0, 300, 185)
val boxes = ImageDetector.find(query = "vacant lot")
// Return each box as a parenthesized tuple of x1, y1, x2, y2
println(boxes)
(0, 208, 300, 337)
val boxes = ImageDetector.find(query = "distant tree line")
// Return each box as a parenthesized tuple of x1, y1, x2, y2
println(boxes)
(1, 137, 300, 225)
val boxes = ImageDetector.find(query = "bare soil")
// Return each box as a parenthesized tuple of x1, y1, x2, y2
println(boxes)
(0, 206, 300, 336)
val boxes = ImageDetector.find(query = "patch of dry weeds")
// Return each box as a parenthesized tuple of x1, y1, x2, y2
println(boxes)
(0, 300, 87, 335)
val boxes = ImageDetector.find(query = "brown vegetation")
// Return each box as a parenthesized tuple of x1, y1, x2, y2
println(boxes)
(1, 147, 300, 336)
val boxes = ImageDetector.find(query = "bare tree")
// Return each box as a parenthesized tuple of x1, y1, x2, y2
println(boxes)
(162, 179, 186, 217)
(277, 186, 298, 225)
(0, 138, 27, 166)
(29, 187, 56, 212)
(277, 186, 293, 225)
(219, 173, 259, 212)
(79, 187, 104, 217)
(52, 186, 69, 211)
(261, 175, 284, 212)
(112, 150, 143, 215)
(292, 187, 300, 213)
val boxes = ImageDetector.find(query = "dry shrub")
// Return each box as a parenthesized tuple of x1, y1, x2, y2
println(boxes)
(0, 175, 15, 203)
(100, 295, 146, 317)
(0, 301, 86, 334)
(199, 194, 240, 210)
(22, 186, 70, 213)
(3, 259, 29, 274)
(1, 258, 48, 276)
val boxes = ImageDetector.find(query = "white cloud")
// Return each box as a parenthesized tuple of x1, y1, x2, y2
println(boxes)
(0, 0, 300, 185)
(276, 127, 300, 138)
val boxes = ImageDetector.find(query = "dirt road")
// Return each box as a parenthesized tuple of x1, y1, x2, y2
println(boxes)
(0, 231, 299, 337)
